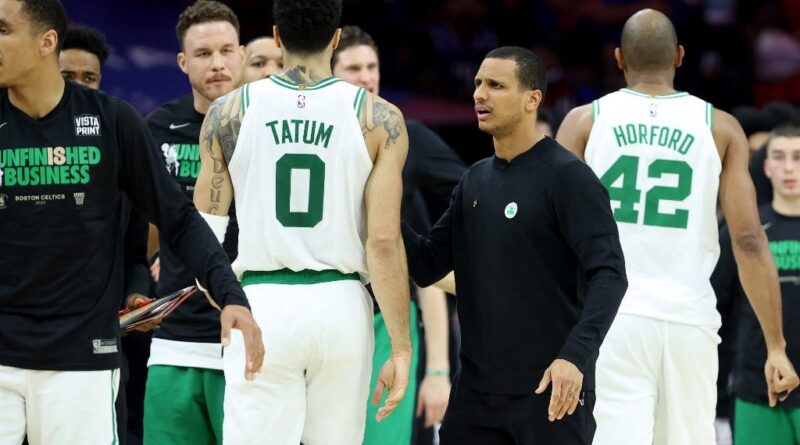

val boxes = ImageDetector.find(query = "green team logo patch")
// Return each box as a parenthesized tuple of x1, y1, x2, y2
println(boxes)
(161, 143, 200, 179)
(0, 146, 101, 187)
(504, 202, 518, 219)
(770, 240, 800, 271)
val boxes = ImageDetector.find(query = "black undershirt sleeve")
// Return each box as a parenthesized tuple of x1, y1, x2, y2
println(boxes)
(114, 100, 248, 309)
(402, 183, 459, 287)
(558, 233, 627, 372)
(407, 122, 466, 206)
(553, 161, 628, 373)
(711, 223, 739, 313)
(122, 204, 150, 299)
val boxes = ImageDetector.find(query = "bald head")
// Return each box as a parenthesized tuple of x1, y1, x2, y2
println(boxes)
(620, 9, 678, 71)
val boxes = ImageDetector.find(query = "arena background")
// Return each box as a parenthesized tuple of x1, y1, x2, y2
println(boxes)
(60, 0, 800, 171)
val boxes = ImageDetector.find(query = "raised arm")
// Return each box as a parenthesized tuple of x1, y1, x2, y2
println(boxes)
(555, 103, 593, 161)
(361, 92, 413, 422)
(716, 109, 799, 405)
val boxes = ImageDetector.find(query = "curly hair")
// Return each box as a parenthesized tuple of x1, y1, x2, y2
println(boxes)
(176, 0, 240, 51)
(273, 0, 342, 54)
(62, 25, 110, 64)
(18, 0, 68, 51)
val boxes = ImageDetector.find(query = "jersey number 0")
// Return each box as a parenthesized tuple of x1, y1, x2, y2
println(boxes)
(276, 153, 325, 228)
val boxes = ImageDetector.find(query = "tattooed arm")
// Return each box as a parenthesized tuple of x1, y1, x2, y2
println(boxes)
(360, 92, 413, 422)
(194, 89, 243, 216)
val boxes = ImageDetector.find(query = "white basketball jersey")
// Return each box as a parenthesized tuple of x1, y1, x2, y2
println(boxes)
(228, 77, 372, 281)
(585, 89, 722, 329)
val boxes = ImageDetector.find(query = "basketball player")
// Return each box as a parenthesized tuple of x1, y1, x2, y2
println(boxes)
(332, 25, 464, 444)
(142, 2, 244, 445)
(0, 1, 262, 445)
(713, 124, 800, 445)
(59, 25, 108, 90)
(556, 9, 799, 445)
(193, 0, 412, 444)
(243, 36, 282, 83)
(57, 24, 152, 445)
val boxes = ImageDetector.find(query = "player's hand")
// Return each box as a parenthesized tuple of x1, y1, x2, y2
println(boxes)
(221, 304, 264, 381)
(371, 350, 412, 422)
(150, 257, 160, 282)
(416, 373, 451, 427)
(123, 293, 159, 332)
(765, 349, 799, 406)
(535, 358, 584, 422)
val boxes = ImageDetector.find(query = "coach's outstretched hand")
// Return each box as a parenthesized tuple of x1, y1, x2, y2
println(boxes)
(221, 304, 264, 381)
(535, 358, 584, 422)
(372, 351, 412, 422)
(765, 350, 800, 406)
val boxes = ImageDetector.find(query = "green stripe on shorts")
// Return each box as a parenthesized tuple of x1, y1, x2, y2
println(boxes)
(241, 269, 360, 286)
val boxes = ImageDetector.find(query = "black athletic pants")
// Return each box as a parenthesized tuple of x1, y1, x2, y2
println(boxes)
(439, 380, 596, 445)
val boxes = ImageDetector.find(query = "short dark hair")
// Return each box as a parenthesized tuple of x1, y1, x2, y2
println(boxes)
(176, 0, 240, 51)
(62, 25, 110, 64)
(485, 46, 547, 98)
(768, 123, 800, 150)
(17, 0, 68, 52)
(273, 0, 341, 54)
(332, 25, 378, 68)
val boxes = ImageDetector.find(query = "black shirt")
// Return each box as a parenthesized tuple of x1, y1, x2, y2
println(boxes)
(712, 205, 800, 407)
(145, 95, 238, 343)
(402, 137, 627, 394)
(0, 81, 248, 371)
(402, 120, 466, 228)
(121, 197, 150, 299)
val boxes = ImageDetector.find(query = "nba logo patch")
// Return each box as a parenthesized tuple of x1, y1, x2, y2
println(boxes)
(297, 95, 306, 108)
(649, 103, 657, 117)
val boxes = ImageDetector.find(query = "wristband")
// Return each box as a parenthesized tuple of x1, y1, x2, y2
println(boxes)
(199, 211, 229, 243)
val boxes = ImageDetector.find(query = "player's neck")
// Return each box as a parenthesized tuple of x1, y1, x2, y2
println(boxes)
(772, 195, 800, 216)
(279, 53, 334, 86)
(8, 62, 66, 119)
(625, 71, 678, 96)
(192, 90, 212, 116)
(493, 125, 545, 162)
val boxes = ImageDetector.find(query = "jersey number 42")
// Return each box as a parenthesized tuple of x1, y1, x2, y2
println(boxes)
(600, 155, 693, 229)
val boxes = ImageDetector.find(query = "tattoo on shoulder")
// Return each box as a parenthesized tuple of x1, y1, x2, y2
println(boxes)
(200, 91, 242, 214)
(205, 91, 243, 164)
(360, 95, 404, 150)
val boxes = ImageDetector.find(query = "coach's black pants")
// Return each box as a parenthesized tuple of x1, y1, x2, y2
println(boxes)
(439, 381, 596, 445)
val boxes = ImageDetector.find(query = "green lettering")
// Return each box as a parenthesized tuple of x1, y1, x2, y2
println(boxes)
(678, 134, 694, 155)
(303, 120, 317, 144)
(281, 120, 293, 144)
(613, 126, 627, 147)
(626, 124, 637, 144)
(638, 124, 648, 145)
(668, 129, 682, 151)
(315, 122, 333, 148)
(658, 127, 670, 147)
(292, 119, 303, 142)
(4, 167, 15, 185)
(88, 146, 101, 165)
(79, 165, 90, 184)
(265, 120, 280, 144)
